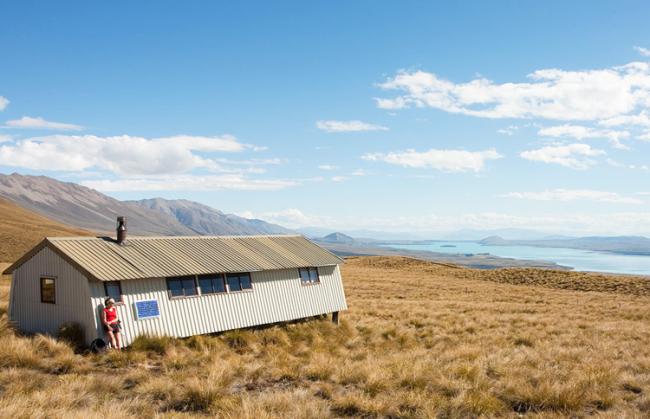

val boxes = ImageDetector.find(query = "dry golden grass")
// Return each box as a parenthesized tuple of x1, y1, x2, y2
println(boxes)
(0, 197, 93, 262)
(1, 256, 650, 417)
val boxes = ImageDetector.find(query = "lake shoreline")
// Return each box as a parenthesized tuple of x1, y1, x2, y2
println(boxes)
(376, 241, 650, 276)
(317, 242, 571, 271)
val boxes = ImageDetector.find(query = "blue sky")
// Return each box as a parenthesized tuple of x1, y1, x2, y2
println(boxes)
(1, 1, 650, 236)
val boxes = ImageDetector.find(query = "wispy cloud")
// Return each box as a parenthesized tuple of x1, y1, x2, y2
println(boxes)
(316, 120, 388, 133)
(241, 208, 650, 236)
(318, 164, 338, 171)
(237, 208, 326, 228)
(599, 111, 650, 127)
(634, 46, 650, 57)
(538, 124, 630, 149)
(539, 124, 628, 141)
(362, 148, 502, 172)
(4, 116, 83, 131)
(497, 125, 519, 136)
(501, 189, 642, 204)
(520, 143, 605, 170)
(81, 175, 298, 192)
(0, 96, 8, 111)
(0, 134, 257, 175)
(375, 62, 650, 122)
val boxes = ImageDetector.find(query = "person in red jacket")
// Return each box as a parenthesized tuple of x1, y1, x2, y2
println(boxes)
(102, 297, 122, 350)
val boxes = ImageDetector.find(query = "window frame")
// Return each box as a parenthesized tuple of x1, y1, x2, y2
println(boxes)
(40, 276, 56, 304)
(198, 273, 227, 295)
(166, 275, 199, 299)
(225, 272, 253, 292)
(103, 281, 123, 304)
(299, 267, 320, 286)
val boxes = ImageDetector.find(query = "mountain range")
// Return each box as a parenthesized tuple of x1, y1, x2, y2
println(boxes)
(0, 173, 290, 236)
(128, 198, 292, 235)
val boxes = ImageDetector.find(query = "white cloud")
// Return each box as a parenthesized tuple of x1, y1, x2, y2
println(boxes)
(0, 134, 256, 175)
(599, 111, 650, 127)
(213, 157, 284, 166)
(376, 62, 650, 121)
(331, 176, 347, 182)
(520, 143, 605, 170)
(81, 175, 297, 192)
(497, 125, 519, 135)
(0, 135, 12, 143)
(0, 96, 8, 111)
(538, 124, 630, 149)
(607, 158, 650, 170)
(635, 46, 650, 57)
(606, 158, 625, 168)
(316, 120, 388, 133)
(241, 208, 650, 236)
(639, 131, 650, 141)
(351, 169, 367, 176)
(156, 134, 247, 152)
(318, 164, 338, 171)
(538, 124, 629, 141)
(4, 116, 83, 131)
(362, 148, 502, 172)
(501, 189, 642, 204)
(238, 208, 327, 229)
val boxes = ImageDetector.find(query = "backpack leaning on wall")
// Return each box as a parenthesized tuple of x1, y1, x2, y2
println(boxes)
(90, 338, 108, 354)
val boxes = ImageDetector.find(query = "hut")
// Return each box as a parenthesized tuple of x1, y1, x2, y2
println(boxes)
(3, 217, 347, 346)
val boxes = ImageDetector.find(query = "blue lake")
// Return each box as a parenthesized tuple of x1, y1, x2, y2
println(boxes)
(382, 241, 650, 276)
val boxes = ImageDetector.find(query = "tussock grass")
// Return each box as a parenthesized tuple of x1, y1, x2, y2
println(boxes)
(130, 334, 173, 355)
(1, 256, 650, 417)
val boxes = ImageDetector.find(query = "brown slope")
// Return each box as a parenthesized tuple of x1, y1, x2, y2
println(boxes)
(0, 197, 94, 262)
(0, 173, 196, 236)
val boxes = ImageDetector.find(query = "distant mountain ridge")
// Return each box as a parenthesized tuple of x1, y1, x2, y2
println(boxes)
(0, 173, 291, 236)
(479, 235, 650, 256)
(0, 173, 194, 235)
(128, 198, 292, 236)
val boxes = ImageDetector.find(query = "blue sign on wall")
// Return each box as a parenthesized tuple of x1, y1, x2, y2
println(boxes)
(134, 299, 160, 320)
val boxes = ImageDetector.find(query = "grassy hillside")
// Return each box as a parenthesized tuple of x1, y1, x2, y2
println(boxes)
(1, 257, 649, 417)
(0, 197, 93, 262)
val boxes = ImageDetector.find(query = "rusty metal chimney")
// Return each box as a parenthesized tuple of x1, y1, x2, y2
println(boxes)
(116, 216, 127, 245)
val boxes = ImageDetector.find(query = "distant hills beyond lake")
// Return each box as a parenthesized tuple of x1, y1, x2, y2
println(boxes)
(479, 235, 650, 256)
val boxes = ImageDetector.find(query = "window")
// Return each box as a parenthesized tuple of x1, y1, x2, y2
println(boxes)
(104, 281, 123, 303)
(199, 274, 226, 294)
(40, 277, 56, 304)
(166, 276, 198, 298)
(226, 273, 252, 292)
(299, 267, 320, 285)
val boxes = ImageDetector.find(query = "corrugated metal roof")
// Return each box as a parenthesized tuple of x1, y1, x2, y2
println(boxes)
(4, 235, 343, 281)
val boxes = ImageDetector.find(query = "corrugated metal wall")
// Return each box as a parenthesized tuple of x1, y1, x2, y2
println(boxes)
(88, 265, 347, 346)
(10, 247, 95, 342)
